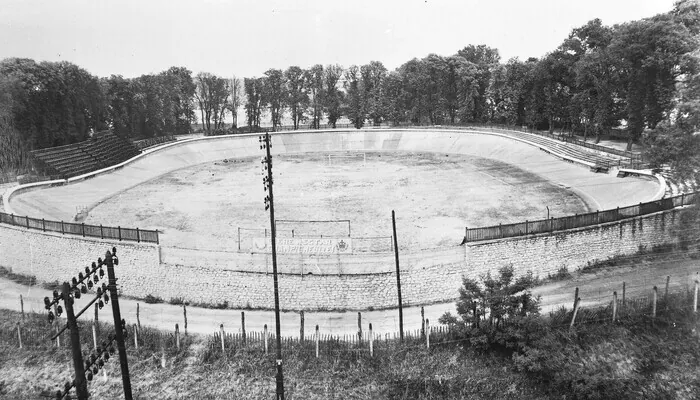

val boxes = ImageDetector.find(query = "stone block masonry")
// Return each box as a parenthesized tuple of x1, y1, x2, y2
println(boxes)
(0, 208, 689, 310)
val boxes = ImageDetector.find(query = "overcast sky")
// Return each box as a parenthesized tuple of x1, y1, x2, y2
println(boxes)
(0, 0, 679, 79)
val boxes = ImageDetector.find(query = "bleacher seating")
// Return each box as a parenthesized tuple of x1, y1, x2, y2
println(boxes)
(480, 128, 636, 169)
(30, 131, 142, 179)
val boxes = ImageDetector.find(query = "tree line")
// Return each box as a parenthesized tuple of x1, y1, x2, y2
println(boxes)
(0, 0, 698, 176)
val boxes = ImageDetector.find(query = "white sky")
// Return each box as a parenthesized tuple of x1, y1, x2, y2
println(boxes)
(0, 0, 679, 79)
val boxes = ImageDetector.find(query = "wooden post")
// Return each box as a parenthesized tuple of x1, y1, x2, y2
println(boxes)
(421, 306, 425, 338)
(17, 322, 22, 349)
(183, 304, 188, 336)
(92, 324, 98, 350)
(299, 311, 304, 343)
(425, 319, 430, 349)
(161, 340, 166, 368)
(612, 291, 618, 322)
(137, 303, 141, 329)
(25, 215, 29, 228)
(61, 220, 64, 235)
(694, 281, 699, 313)
(100, 224, 104, 239)
(175, 324, 180, 350)
(82, 223, 85, 237)
(20, 294, 24, 321)
(573, 287, 579, 310)
(53, 303, 60, 347)
(570, 298, 581, 328)
(136, 228, 140, 243)
(264, 324, 268, 355)
(118, 226, 121, 241)
(652, 286, 658, 319)
(315, 325, 320, 358)
(42, 218, 46, 231)
(220, 324, 225, 354)
(241, 312, 246, 346)
(369, 323, 374, 357)
(664, 276, 670, 306)
(622, 282, 626, 309)
(133, 324, 138, 350)
(357, 312, 362, 342)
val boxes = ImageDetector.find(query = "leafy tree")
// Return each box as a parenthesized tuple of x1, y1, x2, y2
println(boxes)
(323, 64, 344, 128)
(441, 265, 540, 332)
(360, 61, 387, 125)
(229, 76, 243, 129)
(244, 77, 266, 130)
(306, 65, 324, 129)
(285, 66, 308, 130)
(264, 69, 286, 131)
(162, 67, 196, 135)
(456, 45, 501, 122)
(344, 65, 364, 129)
(194, 72, 230, 135)
(609, 10, 698, 149)
(0, 75, 30, 174)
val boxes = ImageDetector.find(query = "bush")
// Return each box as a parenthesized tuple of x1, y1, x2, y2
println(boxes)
(143, 294, 164, 304)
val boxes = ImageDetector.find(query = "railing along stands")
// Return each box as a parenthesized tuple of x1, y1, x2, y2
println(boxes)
(0, 211, 158, 244)
(464, 192, 697, 243)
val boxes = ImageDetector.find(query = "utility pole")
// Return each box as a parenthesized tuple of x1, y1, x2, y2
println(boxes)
(105, 248, 133, 400)
(62, 282, 88, 400)
(392, 210, 404, 342)
(260, 132, 285, 399)
(44, 249, 129, 400)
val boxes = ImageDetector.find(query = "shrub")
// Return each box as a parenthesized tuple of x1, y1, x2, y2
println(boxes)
(144, 294, 164, 304)
(547, 266, 571, 281)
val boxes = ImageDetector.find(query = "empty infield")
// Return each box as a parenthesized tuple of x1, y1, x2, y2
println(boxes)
(84, 151, 590, 251)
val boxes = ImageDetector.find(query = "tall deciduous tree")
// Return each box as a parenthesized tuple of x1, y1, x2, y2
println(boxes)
(323, 64, 344, 128)
(609, 10, 698, 149)
(285, 66, 308, 130)
(264, 69, 286, 131)
(360, 61, 387, 125)
(456, 45, 501, 122)
(344, 65, 364, 129)
(194, 72, 230, 135)
(244, 77, 266, 130)
(306, 64, 324, 129)
(229, 76, 243, 129)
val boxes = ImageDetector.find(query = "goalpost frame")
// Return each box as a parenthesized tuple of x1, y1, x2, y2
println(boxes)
(275, 219, 352, 237)
(327, 153, 366, 166)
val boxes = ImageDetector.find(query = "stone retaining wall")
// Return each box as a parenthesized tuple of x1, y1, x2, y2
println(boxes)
(0, 208, 686, 310)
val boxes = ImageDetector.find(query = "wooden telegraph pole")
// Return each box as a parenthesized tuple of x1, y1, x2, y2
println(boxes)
(261, 132, 285, 399)
(392, 210, 404, 342)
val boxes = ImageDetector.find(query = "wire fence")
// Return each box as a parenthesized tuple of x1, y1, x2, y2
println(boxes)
(0, 211, 159, 244)
(464, 191, 697, 242)
(5, 277, 698, 362)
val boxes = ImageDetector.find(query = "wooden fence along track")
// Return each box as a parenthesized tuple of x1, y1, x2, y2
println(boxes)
(7, 279, 699, 361)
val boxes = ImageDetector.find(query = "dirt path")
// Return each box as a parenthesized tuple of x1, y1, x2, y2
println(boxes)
(2, 255, 697, 337)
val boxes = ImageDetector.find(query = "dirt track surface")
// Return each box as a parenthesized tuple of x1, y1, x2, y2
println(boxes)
(9, 130, 660, 239)
(2, 254, 696, 337)
(86, 152, 588, 251)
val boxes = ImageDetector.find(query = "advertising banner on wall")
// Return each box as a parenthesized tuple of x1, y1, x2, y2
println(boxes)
(253, 237, 352, 254)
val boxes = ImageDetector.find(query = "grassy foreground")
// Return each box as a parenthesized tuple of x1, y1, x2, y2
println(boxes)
(0, 309, 547, 400)
(2, 296, 700, 399)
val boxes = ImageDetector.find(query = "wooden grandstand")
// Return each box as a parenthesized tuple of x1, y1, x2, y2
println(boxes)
(30, 131, 142, 179)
